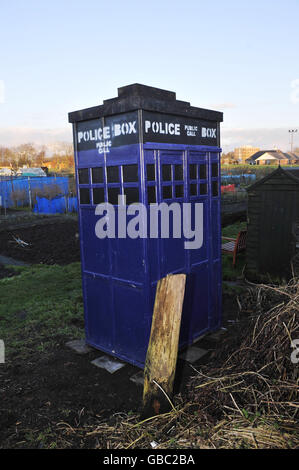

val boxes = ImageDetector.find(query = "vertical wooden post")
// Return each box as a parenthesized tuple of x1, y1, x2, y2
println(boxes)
(142, 273, 186, 418)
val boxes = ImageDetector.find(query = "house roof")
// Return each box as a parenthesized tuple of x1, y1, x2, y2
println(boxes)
(246, 150, 299, 163)
(247, 166, 299, 192)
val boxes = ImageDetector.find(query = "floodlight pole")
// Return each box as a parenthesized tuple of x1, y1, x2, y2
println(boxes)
(289, 129, 298, 153)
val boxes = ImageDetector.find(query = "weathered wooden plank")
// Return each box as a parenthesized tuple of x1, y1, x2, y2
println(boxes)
(142, 273, 186, 418)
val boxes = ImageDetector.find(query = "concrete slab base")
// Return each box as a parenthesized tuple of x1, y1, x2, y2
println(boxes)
(130, 371, 144, 386)
(66, 339, 92, 355)
(91, 356, 126, 374)
(179, 347, 209, 363)
(208, 328, 227, 342)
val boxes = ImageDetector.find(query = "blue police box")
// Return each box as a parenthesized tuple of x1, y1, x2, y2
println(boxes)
(69, 84, 223, 368)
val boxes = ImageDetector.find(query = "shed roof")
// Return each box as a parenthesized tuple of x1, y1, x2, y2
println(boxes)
(247, 166, 299, 192)
(246, 150, 299, 163)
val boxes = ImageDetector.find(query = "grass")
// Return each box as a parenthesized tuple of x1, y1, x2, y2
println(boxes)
(222, 221, 247, 281)
(0, 262, 84, 361)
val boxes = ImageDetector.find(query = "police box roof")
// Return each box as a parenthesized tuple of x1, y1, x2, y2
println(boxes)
(68, 83, 223, 124)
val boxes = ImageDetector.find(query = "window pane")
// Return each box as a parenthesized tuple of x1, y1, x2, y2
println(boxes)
(174, 164, 183, 181)
(92, 167, 103, 183)
(147, 164, 156, 181)
(93, 187, 105, 204)
(78, 168, 89, 184)
(211, 163, 218, 178)
(199, 164, 207, 179)
(108, 187, 119, 204)
(212, 181, 218, 196)
(189, 164, 197, 180)
(190, 184, 197, 196)
(107, 166, 119, 183)
(123, 164, 138, 182)
(200, 183, 207, 195)
(147, 186, 156, 204)
(162, 164, 171, 181)
(124, 187, 139, 204)
(175, 185, 184, 198)
(79, 188, 90, 204)
(162, 185, 172, 199)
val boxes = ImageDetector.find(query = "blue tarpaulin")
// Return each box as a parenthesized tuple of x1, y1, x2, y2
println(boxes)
(33, 196, 78, 214)
(0, 176, 69, 209)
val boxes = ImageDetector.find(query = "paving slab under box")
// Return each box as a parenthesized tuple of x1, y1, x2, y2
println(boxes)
(66, 339, 92, 355)
(91, 356, 126, 374)
(179, 347, 208, 363)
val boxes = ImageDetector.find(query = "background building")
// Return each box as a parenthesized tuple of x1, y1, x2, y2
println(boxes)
(234, 146, 260, 164)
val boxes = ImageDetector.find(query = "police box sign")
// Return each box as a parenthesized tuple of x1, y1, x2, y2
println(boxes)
(76, 111, 139, 152)
(143, 111, 218, 146)
(76, 110, 219, 153)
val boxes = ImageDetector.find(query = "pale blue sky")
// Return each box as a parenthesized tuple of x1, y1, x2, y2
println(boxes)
(0, 0, 298, 151)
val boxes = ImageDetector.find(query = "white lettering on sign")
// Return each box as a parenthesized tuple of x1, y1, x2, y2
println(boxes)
(202, 127, 216, 138)
(77, 119, 137, 154)
(145, 120, 181, 135)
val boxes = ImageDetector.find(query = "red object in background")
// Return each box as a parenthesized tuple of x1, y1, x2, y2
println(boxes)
(221, 184, 235, 193)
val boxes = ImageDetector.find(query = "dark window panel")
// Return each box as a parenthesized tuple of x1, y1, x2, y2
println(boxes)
(78, 168, 89, 185)
(199, 164, 207, 179)
(211, 163, 218, 178)
(175, 185, 184, 198)
(162, 164, 172, 181)
(212, 181, 219, 197)
(79, 188, 90, 205)
(91, 167, 103, 184)
(146, 164, 156, 181)
(147, 186, 156, 204)
(189, 164, 197, 180)
(200, 183, 208, 195)
(124, 187, 139, 204)
(93, 187, 105, 204)
(123, 164, 138, 182)
(162, 185, 172, 199)
(174, 164, 183, 181)
(107, 166, 119, 183)
(190, 184, 197, 196)
(108, 187, 120, 205)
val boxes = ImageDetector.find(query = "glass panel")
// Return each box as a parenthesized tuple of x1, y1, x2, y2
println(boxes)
(92, 167, 103, 184)
(146, 164, 156, 181)
(174, 164, 183, 181)
(93, 187, 105, 204)
(200, 183, 207, 195)
(189, 164, 197, 180)
(107, 166, 119, 183)
(147, 186, 156, 204)
(123, 164, 138, 182)
(190, 184, 197, 196)
(199, 164, 207, 179)
(162, 185, 172, 199)
(212, 163, 218, 178)
(212, 181, 218, 196)
(124, 187, 139, 204)
(175, 185, 184, 198)
(162, 164, 172, 181)
(78, 168, 89, 184)
(79, 188, 90, 204)
(108, 187, 119, 205)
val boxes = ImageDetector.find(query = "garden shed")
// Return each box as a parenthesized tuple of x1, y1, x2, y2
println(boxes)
(246, 167, 299, 280)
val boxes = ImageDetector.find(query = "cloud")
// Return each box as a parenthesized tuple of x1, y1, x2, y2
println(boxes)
(0, 126, 72, 147)
(221, 127, 295, 153)
(212, 102, 236, 109)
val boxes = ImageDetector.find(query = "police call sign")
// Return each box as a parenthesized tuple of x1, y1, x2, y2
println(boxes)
(76, 110, 218, 153)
